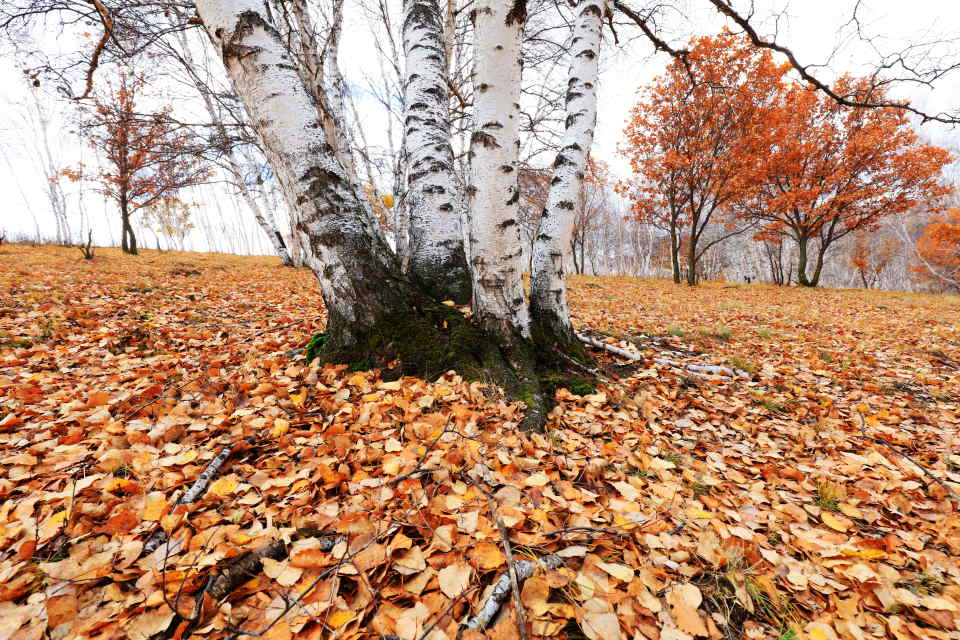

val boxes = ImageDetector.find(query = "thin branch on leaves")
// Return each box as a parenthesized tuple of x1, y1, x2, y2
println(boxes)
(460, 554, 566, 634)
(143, 438, 247, 556)
(855, 411, 959, 501)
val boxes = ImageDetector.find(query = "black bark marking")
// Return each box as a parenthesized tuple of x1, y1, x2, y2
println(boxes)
(505, 0, 528, 25)
(471, 131, 500, 149)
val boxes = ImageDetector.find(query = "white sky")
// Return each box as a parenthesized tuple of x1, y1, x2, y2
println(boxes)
(1, 0, 958, 248)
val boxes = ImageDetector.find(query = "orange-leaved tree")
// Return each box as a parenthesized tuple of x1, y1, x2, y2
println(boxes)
(617, 32, 787, 285)
(913, 208, 960, 291)
(849, 231, 899, 289)
(737, 77, 953, 287)
(66, 70, 210, 255)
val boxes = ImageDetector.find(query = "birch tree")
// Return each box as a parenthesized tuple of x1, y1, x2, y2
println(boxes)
(467, 0, 529, 342)
(402, 0, 470, 302)
(530, 0, 605, 343)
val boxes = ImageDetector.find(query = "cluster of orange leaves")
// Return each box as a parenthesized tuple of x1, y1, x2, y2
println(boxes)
(617, 33, 952, 281)
(59, 71, 211, 219)
(1, 245, 959, 640)
(914, 209, 960, 290)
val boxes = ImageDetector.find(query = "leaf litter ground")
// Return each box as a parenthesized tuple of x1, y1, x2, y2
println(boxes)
(1, 245, 959, 640)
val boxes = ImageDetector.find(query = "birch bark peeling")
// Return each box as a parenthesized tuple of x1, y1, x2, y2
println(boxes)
(195, 1, 406, 347)
(468, 0, 530, 340)
(402, 0, 471, 303)
(531, 0, 605, 341)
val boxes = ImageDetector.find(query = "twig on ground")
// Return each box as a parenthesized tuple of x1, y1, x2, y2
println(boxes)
(855, 411, 959, 502)
(143, 438, 249, 556)
(460, 554, 565, 634)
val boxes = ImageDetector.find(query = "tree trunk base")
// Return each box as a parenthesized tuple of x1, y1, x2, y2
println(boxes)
(312, 304, 594, 432)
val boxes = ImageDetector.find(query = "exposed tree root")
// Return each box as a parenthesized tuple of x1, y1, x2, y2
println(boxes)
(577, 332, 750, 379)
(313, 303, 596, 432)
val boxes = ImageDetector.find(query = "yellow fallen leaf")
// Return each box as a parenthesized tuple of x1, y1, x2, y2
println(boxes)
(143, 495, 168, 522)
(382, 457, 402, 475)
(176, 450, 198, 465)
(809, 628, 828, 640)
(161, 512, 184, 534)
(526, 471, 550, 487)
(687, 508, 714, 519)
(842, 548, 886, 560)
(327, 610, 354, 629)
(289, 389, 307, 408)
(471, 542, 505, 569)
(379, 380, 403, 391)
(209, 476, 238, 497)
(838, 503, 862, 519)
(105, 477, 131, 494)
(822, 511, 851, 533)
(39, 510, 68, 541)
(597, 561, 634, 582)
(271, 418, 290, 438)
(348, 373, 366, 386)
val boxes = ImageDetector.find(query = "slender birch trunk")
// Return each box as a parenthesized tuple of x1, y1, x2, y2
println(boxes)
(195, 1, 408, 348)
(172, 24, 293, 265)
(402, 0, 471, 302)
(529, 0, 604, 342)
(468, 0, 529, 340)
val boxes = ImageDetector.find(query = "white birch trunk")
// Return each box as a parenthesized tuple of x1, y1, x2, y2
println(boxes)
(195, 0, 406, 345)
(468, 0, 529, 339)
(402, 0, 470, 302)
(530, 0, 604, 339)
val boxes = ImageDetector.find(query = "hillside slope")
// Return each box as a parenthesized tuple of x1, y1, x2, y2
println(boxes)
(1, 245, 958, 640)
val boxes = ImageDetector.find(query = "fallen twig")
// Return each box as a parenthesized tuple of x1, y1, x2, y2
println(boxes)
(855, 411, 959, 502)
(460, 555, 565, 634)
(143, 439, 248, 556)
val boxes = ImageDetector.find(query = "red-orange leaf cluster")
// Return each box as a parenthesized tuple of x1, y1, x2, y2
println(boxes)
(913, 208, 960, 291)
(618, 33, 953, 288)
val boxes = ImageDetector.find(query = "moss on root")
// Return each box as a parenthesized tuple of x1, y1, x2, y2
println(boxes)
(309, 304, 596, 432)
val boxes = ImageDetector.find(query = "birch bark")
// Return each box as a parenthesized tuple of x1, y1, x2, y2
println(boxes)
(195, 0, 407, 346)
(402, 0, 471, 302)
(468, 0, 529, 340)
(530, 0, 604, 341)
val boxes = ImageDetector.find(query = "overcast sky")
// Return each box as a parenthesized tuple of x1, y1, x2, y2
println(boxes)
(1, 0, 958, 248)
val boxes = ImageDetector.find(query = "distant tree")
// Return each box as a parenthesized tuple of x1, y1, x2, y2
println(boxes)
(517, 166, 551, 274)
(140, 195, 194, 251)
(738, 78, 953, 287)
(571, 158, 610, 275)
(913, 208, 960, 291)
(849, 232, 899, 289)
(618, 33, 785, 285)
(63, 70, 209, 255)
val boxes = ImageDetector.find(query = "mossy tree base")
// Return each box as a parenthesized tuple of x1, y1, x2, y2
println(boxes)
(311, 303, 595, 432)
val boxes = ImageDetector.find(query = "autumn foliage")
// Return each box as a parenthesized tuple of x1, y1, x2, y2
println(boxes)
(738, 77, 953, 286)
(619, 33, 953, 287)
(1, 245, 959, 639)
(914, 208, 960, 291)
(618, 33, 787, 285)
(62, 71, 210, 255)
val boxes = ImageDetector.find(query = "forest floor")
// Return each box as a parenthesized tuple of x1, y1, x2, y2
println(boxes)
(1, 244, 959, 640)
